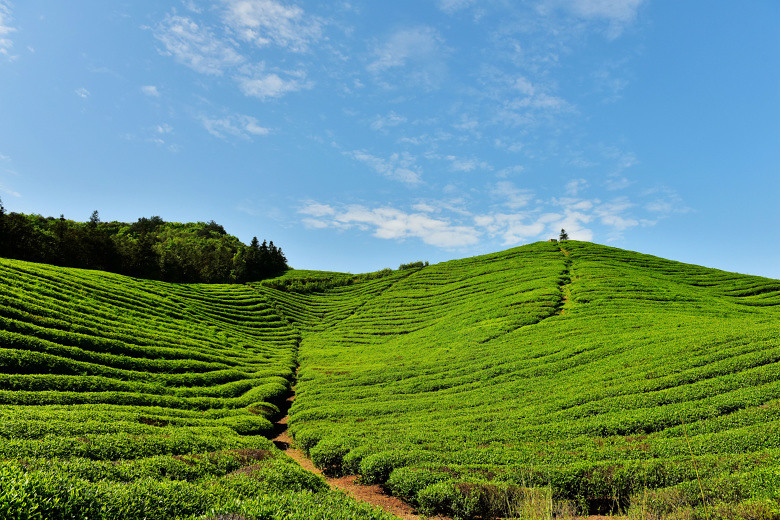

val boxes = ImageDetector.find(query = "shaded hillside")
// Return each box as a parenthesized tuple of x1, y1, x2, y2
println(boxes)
(259, 241, 780, 518)
(0, 206, 287, 282)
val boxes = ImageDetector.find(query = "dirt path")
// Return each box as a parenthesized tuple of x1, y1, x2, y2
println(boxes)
(271, 393, 442, 520)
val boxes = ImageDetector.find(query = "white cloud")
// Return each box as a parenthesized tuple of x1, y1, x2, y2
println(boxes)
(299, 201, 335, 217)
(643, 187, 691, 216)
(300, 202, 480, 248)
(565, 178, 588, 196)
(478, 70, 574, 128)
(476, 213, 548, 244)
(235, 66, 311, 99)
(370, 111, 407, 132)
(222, 0, 323, 52)
(200, 113, 270, 139)
(437, 0, 477, 14)
(540, 0, 645, 38)
(492, 181, 534, 210)
(75, 88, 90, 99)
(368, 26, 448, 89)
(594, 197, 638, 231)
(446, 155, 492, 173)
(154, 14, 243, 75)
(0, 183, 21, 198)
(348, 150, 423, 185)
(496, 165, 525, 178)
(563, 0, 644, 23)
(412, 202, 436, 213)
(605, 175, 631, 191)
(0, 0, 15, 58)
(141, 85, 160, 97)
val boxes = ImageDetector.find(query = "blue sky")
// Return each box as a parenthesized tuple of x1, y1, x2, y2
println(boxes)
(0, 1, 778, 278)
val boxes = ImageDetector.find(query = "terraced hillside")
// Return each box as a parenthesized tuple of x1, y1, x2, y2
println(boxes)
(2, 241, 779, 519)
(257, 241, 780, 518)
(0, 258, 394, 520)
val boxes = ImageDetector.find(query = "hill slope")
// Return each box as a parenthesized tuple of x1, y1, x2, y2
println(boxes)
(1, 241, 779, 519)
(0, 258, 394, 520)
(259, 241, 780, 517)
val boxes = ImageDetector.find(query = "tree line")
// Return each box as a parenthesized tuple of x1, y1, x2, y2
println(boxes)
(0, 200, 288, 283)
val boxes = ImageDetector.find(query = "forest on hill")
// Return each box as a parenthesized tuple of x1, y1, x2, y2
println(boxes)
(0, 200, 287, 283)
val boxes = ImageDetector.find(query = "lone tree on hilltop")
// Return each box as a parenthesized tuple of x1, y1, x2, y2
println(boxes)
(559, 228, 569, 241)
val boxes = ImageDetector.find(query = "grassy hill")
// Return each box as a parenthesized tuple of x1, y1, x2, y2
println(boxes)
(0, 258, 393, 520)
(257, 240, 780, 518)
(0, 240, 779, 519)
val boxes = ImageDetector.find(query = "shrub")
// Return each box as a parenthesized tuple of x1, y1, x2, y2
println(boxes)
(342, 445, 375, 475)
(309, 439, 354, 476)
(359, 451, 410, 485)
(386, 466, 452, 503)
(218, 415, 273, 435)
(293, 429, 323, 455)
(417, 480, 457, 516)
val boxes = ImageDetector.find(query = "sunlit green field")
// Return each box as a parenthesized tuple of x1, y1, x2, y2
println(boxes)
(258, 241, 780, 518)
(2, 241, 779, 519)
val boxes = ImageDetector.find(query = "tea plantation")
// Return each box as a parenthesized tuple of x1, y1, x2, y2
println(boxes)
(0, 258, 393, 520)
(2, 240, 779, 519)
(257, 241, 780, 518)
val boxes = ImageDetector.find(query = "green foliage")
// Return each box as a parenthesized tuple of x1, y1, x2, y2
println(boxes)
(271, 240, 780, 518)
(398, 260, 428, 270)
(309, 439, 355, 476)
(0, 258, 370, 519)
(0, 211, 287, 282)
(3, 240, 780, 519)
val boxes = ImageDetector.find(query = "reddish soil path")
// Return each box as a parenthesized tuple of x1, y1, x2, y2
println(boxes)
(271, 393, 444, 520)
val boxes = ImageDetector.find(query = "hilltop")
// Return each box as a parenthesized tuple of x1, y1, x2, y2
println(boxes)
(0, 240, 778, 519)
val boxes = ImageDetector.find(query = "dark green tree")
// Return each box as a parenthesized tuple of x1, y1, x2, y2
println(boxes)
(559, 229, 569, 241)
(88, 210, 100, 229)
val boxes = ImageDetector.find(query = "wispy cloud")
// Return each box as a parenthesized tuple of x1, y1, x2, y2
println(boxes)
(141, 85, 160, 97)
(222, 0, 323, 52)
(347, 150, 423, 185)
(301, 175, 688, 251)
(154, 4, 319, 102)
(0, 1, 15, 59)
(300, 201, 480, 248)
(368, 26, 448, 89)
(370, 111, 407, 132)
(491, 181, 534, 210)
(0, 183, 21, 198)
(75, 88, 90, 99)
(643, 186, 691, 216)
(565, 178, 588, 196)
(154, 14, 243, 75)
(475, 212, 561, 244)
(539, 0, 645, 39)
(235, 64, 311, 99)
(200, 113, 269, 139)
(452, 157, 491, 172)
(437, 0, 477, 14)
